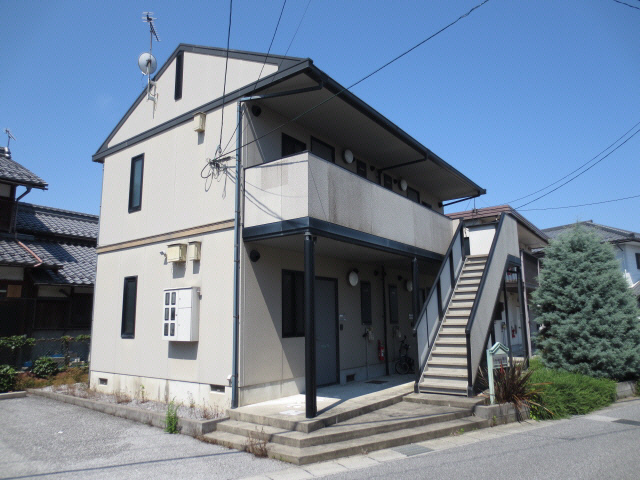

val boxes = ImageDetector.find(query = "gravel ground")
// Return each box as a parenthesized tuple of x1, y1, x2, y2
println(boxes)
(0, 395, 284, 480)
(41, 384, 223, 420)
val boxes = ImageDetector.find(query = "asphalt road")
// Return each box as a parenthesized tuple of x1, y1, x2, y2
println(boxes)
(0, 396, 285, 480)
(2, 395, 639, 480)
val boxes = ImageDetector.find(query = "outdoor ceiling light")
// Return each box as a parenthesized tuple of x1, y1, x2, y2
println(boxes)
(343, 149, 354, 164)
(249, 250, 261, 262)
(347, 269, 359, 287)
(405, 280, 413, 292)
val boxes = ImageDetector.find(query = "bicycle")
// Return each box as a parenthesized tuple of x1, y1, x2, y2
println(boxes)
(394, 335, 415, 375)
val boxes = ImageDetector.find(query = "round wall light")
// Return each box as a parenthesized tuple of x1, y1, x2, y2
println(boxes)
(347, 269, 359, 287)
(405, 280, 413, 292)
(249, 250, 261, 262)
(400, 179, 408, 191)
(251, 105, 262, 117)
(343, 149, 354, 164)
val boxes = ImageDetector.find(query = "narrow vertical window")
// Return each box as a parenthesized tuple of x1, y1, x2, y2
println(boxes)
(635, 253, 640, 269)
(407, 187, 420, 203)
(310, 137, 335, 163)
(388, 285, 399, 324)
(282, 270, 305, 337)
(174, 51, 183, 100)
(128, 154, 144, 212)
(383, 174, 393, 191)
(281, 133, 306, 157)
(121, 276, 138, 338)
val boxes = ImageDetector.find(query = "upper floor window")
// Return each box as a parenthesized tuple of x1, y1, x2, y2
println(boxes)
(121, 276, 138, 338)
(174, 51, 184, 100)
(635, 253, 640, 269)
(129, 154, 144, 212)
(310, 137, 335, 163)
(282, 133, 306, 158)
(282, 270, 304, 337)
(407, 187, 420, 204)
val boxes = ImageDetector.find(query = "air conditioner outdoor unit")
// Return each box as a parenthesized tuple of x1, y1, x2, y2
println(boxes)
(167, 243, 187, 262)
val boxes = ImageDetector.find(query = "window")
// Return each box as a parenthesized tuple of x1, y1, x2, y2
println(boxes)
(174, 51, 184, 100)
(356, 159, 367, 179)
(282, 133, 306, 157)
(636, 253, 640, 269)
(282, 270, 305, 337)
(383, 174, 393, 191)
(421, 201, 433, 210)
(121, 276, 138, 338)
(310, 137, 335, 163)
(407, 187, 420, 203)
(360, 281, 372, 325)
(128, 154, 144, 212)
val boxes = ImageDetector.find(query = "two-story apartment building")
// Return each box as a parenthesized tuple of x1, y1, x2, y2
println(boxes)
(91, 44, 526, 415)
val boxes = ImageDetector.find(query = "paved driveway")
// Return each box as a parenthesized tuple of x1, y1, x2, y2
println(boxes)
(0, 396, 284, 480)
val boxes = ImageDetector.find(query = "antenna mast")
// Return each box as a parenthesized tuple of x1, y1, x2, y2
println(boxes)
(139, 12, 160, 108)
(4, 129, 16, 148)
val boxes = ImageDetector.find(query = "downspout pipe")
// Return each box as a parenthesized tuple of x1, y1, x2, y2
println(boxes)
(231, 102, 243, 409)
(12, 187, 32, 234)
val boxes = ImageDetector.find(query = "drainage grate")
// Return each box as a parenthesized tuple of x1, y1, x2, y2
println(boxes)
(365, 380, 388, 385)
(392, 444, 433, 456)
(614, 419, 640, 427)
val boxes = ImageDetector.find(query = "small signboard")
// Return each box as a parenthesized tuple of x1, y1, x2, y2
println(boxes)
(486, 342, 510, 405)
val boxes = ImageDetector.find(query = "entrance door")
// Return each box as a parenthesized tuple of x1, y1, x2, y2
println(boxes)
(315, 278, 338, 386)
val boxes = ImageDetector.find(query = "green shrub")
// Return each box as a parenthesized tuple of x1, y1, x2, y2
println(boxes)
(32, 357, 59, 378)
(165, 400, 179, 434)
(0, 336, 36, 352)
(0, 365, 17, 393)
(528, 357, 616, 419)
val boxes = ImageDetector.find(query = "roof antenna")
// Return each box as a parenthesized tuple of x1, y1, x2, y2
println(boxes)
(4, 128, 16, 148)
(138, 12, 160, 112)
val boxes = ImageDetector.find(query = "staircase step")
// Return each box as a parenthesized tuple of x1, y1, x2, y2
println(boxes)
(455, 285, 478, 293)
(439, 327, 466, 336)
(420, 378, 468, 389)
(442, 318, 468, 326)
(447, 307, 471, 316)
(427, 356, 467, 367)
(452, 292, 476, 301)
(458, 278, 481, 286)
(449, 301, 474, 309)
(435, 337, 466, 346)
(205, 417, 489, 465)
(404, 393, 486, 408)
(431, 346, 467, 355)
(215, 402, 471, 449)
(423, 367, 467, 378)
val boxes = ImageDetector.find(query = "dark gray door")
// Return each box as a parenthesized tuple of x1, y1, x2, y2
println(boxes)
(315, 278, 338, 386)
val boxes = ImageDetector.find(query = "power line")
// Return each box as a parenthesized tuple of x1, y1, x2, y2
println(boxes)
(611, 0, 640, 10)
(507, 119, 640, 204)
(218, 0, 234, 150)
(517, 193, 640, 211)
(220, 0, 491, 158)
(221, 0, 289, 155)
(515, 126, 640, 209)
(282, 0, 311, 58)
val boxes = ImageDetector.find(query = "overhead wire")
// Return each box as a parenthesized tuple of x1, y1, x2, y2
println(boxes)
(218, 0, 234, 151)
(514, 126, 640, 209)
(611, 0, 640, 10)
(518, 193, 640, 211)
(221, 0, 289, 155)
(220, 0, 491, 158)
(506, 119, 640, 204)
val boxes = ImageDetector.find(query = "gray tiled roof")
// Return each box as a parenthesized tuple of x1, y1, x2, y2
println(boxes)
(0, 238, 39, 266)
(0, 237, 96, 285)
(0, 156, 48, 189)
(543, 221, 639, 243)
(632, 281, 640, 297)
(17, 203, 98, 240)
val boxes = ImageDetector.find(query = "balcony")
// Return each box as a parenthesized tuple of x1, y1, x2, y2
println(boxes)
(506, 250, 540, 290)
(243, 153, 456, 257)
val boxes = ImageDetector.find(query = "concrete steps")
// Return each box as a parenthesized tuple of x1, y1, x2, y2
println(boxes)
(203, 396, 489, 465)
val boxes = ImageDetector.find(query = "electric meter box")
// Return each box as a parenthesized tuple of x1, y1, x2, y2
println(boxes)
(162, 287, 199, 341)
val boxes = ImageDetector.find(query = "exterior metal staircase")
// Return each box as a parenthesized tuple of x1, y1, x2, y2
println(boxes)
(419, 255, 487, 395)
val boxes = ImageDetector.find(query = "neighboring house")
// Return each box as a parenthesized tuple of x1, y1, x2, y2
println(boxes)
(543, 220, 640, 305)
(91, 44, 528, 415)
(448, 205, 549, 356)
(0, 146, 97, 342)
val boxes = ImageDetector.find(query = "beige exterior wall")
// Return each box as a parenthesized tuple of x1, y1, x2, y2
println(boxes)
(243, 104, 444, 213)
(0, 266, 23, 281)
(109, 52, 277, 148)
(239, 241, 434, 404)
(244, 154, 456, 257)
(90, 228, 234, 407)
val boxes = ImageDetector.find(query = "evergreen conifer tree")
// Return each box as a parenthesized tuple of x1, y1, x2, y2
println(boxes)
(532, 224, 640, 380)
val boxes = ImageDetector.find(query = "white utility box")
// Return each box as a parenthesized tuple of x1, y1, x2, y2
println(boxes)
(188, 241, 201, 261)
(167, 243, 187, 263)
(162, 287, 199, 341)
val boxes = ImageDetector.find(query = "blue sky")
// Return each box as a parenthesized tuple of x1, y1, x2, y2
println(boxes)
(2, 1, 639, 232)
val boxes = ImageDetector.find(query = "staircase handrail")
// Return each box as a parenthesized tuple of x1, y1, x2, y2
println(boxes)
(464, 212, 518, 393)
(413, 220, 466, 389)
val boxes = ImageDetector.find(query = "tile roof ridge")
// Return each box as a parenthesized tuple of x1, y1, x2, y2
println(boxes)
(19, 202, 99, 221)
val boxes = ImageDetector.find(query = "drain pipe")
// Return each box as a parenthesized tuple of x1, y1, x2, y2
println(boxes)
(11, 187, 32, 234)
(231, 102, 243, 409)
(381, 267, 389, 376)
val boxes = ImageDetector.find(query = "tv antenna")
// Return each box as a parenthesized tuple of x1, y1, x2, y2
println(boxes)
(139, 12, 160, 108)
(4, 129, 16, 148)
